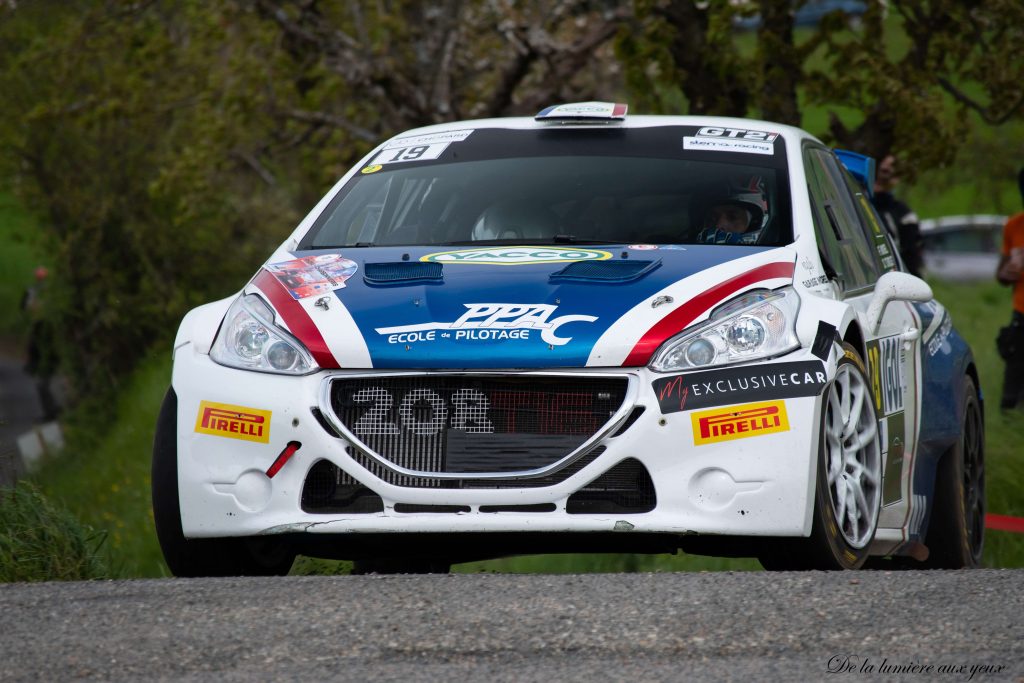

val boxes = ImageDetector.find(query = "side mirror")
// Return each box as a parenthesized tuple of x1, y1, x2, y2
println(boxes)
(866, 271, 933, 333)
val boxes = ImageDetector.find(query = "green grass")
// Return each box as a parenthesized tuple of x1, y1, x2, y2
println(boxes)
(0, 193, 46, 338)
(32, 351, 172, 578)
(0, 482, 109, 582)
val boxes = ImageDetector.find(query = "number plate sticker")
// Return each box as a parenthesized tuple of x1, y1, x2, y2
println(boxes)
(370, 142, 450, 165)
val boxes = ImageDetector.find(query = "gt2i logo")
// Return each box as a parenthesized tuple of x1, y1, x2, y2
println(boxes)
(696, 127, 779, 142)
(867, 336, 906, 416)
(690, 400, 790, 446)
(350, 387, 493, 436)
(194, 401, 271, 443)
(375, 303, 598, 346)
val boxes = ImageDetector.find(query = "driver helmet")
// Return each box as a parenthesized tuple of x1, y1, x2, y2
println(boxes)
(472, 201, 558, 241)
(699, 175, 769, 245)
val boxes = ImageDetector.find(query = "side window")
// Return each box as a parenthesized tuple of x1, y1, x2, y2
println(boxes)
(839, 166, 899, 273)
(804, 147, 881, 292)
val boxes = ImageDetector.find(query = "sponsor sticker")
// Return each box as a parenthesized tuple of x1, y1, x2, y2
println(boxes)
(421, 246, 613, 265)
(696, 126, 779, 142)
(867, 335, 906, 416)
(628, 244, 659, 250)
(684, 137, 775, 156)
(374, 303, 597, 346)
(535, 102, 627, 119)
(265, 254, 358, 299)
(381, 129, 474, 149)
(194, 401, 271, 443)
(653, 361, 828, 414)
(691, 400, 790, 446)
(360, 164, 383, 174)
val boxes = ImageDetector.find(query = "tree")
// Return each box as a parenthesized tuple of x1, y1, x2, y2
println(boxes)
(619, 0, 1024, 178)
(0, 0, 628, 397)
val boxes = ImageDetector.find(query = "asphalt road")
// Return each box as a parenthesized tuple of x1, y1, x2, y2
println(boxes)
(0, 570, 1021, 682)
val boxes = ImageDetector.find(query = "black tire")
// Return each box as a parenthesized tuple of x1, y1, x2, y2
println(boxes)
(922, 375, 985, 568)
(152, 387, 295, 577)
(760, 343, 882, 570)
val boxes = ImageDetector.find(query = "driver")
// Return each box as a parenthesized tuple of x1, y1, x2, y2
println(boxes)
(697, 176, 769, 245)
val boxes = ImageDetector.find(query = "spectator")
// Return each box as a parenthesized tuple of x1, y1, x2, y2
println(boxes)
(996, 168, 1024, 410)
(21, 265, 59, 421)
(873, 154, 924, 277)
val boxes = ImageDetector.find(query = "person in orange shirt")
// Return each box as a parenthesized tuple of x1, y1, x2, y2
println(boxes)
(996, 168, 1024, 410)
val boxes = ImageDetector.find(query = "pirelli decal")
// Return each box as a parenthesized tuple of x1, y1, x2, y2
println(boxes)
(691, 400, 790, 446)
(194, 401, 271, 443)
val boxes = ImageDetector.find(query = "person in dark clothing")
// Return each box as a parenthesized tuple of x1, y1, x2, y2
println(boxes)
(873, 154, 924, 277)
(21, 265, 60, 421)
(996, 168, 1024, 410)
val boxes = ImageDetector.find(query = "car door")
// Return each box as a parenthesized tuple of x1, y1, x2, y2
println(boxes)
(803, 145, 922, 536)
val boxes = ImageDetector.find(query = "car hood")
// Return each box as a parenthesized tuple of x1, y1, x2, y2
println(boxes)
(247, 244, 797, 369)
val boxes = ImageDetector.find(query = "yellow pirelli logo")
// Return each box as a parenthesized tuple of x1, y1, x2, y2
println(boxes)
(194, 401, 271, 443)
(690, 400, 790, 446)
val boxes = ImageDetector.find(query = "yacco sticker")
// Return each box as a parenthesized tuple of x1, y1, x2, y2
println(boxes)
(374, 303, 598, 346)
(867, 335, 906, 416)
(421, 247, 613, 265)
(653, 360, 827, 414)
(683, 137, 774, 156)
(265, 254, 358, 300)
(691, 400, 790, 446)
(195, 401, 271, 443)
(381, 129, 474, 149)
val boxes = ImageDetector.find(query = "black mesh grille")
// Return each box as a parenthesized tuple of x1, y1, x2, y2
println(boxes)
(566, 458, 656, 514)
(346, 444, 606, 488)
(329, 375, 627, 475)
(301, 459, 384, 513)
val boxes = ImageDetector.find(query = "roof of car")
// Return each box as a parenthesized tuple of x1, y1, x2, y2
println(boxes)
(382, 113, 817, 146)
(920, 215, 1007, 233)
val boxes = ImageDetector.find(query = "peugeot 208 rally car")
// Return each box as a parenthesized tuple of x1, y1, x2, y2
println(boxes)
(153, 103, 985, 575)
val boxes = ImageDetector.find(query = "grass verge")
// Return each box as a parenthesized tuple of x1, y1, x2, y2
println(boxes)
(0, 481, 109, 582)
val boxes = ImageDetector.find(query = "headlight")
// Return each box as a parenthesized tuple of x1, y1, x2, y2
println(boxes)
(210, 294, 318, 375)
(649, 287, 800, 372)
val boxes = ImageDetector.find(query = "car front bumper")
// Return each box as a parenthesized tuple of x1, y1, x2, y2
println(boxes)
(172, 343, 832, 541)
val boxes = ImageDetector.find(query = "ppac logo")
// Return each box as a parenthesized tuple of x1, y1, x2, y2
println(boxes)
(375, 303, 598, 346)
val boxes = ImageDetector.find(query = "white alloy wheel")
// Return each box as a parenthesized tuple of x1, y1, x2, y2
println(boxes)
(823, 358, 881, 549)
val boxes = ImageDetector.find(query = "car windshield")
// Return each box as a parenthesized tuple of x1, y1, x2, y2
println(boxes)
(300, 126, 792, 249)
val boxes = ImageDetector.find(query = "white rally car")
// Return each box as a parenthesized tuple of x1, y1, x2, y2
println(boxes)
(153, 103, 985, 575)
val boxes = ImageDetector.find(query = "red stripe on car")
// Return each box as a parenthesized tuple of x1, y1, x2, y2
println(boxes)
(622, 260, 796, 367)
(252, 269, 339, 369)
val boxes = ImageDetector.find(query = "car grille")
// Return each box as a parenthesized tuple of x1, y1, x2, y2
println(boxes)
(566, 458, 657, 514)
(327, 375, 629, 477)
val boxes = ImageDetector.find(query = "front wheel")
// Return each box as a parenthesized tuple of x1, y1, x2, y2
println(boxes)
(760, 343, 882, 570)
(152, 388, 295, 577)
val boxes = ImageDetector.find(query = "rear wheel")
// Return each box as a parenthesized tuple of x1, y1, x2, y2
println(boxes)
(923, 375, 985, 568)
(152, 388, 295, 577)
(760, 344, 882, 570)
